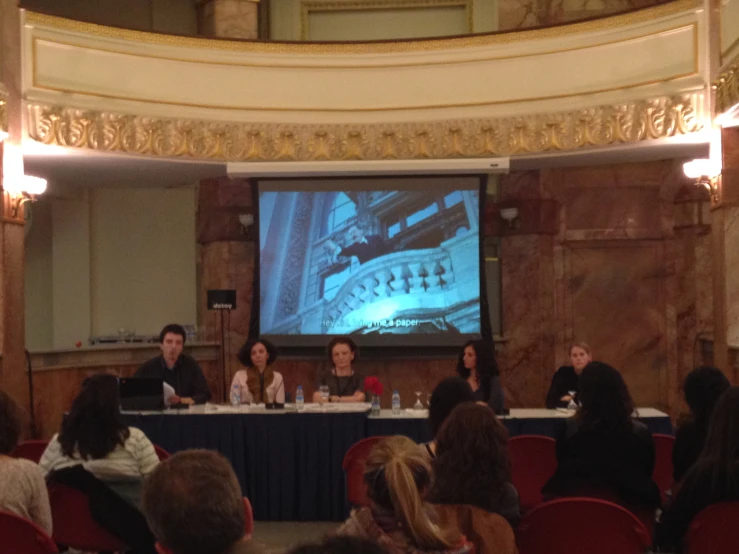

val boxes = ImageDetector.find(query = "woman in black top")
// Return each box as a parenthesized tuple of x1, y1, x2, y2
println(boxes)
(313, 336, 365, 403)
(672, 366, 730, 483)
(456, 340, 504, 412)
(545, 342, 592, 409)
(658, 386, 739, 552)
(421, 377, 475, 459)
(542, 362, 661, 511)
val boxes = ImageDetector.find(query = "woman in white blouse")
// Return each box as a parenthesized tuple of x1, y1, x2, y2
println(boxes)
(39, 374, 159, 506)
(230, 338, 285, 404)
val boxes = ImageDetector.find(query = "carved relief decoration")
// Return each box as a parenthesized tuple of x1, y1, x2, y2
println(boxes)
(0, 88, 8, 135)
(716, 53, 739, 116)
(27, 94, 703, 162)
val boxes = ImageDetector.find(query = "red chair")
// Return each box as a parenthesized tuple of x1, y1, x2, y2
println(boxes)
(685, 502, 739, 554)
(508, 435, 557, 512)
(0, 510, 58, 554)
(154, 444, 171, 461)
(342, 436, 385, 506)
(12, 440, 49, 464)
(47, 483, 127, 552)
(652, 434, 675, 502)
(517, 497, 651, 554)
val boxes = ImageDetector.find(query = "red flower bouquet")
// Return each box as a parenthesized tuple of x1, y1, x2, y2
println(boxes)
(364, 376, 384, 397)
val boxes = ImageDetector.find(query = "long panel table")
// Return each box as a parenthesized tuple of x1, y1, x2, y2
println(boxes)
(123, 405, 672, 522)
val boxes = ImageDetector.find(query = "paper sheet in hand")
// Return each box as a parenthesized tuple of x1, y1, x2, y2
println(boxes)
(163, 382, 176, 406)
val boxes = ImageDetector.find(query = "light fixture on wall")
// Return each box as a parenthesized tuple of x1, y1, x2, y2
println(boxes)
(499, 207, 519, 228)
(238, 213, 254, 235)
(0, 130, 8, 142)
(4, 175, 47, 219)
(683, 158, 721, 205)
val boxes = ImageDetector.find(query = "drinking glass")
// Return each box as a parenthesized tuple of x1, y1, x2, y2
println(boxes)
(567, 390, 578, 410)
(426, 392, 432, 408)
(319, 385, 330, 404)
(414, 391, 424, 410)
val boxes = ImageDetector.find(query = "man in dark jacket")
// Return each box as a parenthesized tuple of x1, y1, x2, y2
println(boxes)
(135, 324, 211, 405)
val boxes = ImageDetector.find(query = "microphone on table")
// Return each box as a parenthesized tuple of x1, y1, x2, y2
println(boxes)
(266, 377, 285, 410)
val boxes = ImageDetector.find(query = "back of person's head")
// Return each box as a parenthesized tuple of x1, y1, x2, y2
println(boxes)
(428, 377, 475, 438)
(159, 323, 186, 344)
(684, 366, 730, 425)
(699, 387, 739, 465)
(577, 362, 634, 432)
(60, 374, 129, 460)
(364, 436, 458, 551)
(0, 390, 22, 455)
(288, 537, 388, 554)
(429, 403, 510, 512)
(143, 450, 247, 554)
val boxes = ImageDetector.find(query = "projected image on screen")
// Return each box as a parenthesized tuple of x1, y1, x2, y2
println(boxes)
(259, 178, 481, 344)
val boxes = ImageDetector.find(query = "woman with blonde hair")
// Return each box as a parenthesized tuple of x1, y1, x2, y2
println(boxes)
(545, 341, 593, 409)
(337, 436, 471, 554)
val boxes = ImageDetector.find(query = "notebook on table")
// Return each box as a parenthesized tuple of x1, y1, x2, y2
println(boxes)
(119, 377, 165, 411)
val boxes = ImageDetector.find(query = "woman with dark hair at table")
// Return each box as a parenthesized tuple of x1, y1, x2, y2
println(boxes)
(657, 386, 739, 552)
(455, 340, 504, 412)
(0, 389, 52, 534)
(672, 366, 730, 483)
(231, 338, 285, 404)
(542, 362, 660, 513)
(429, 403, 520, 531)
(337, 435, 472, 554)
(313, 336, 365, 403)
(420, 377, 475, 460)
(39, 374, 159, 507)
(545, 341, 593, 409)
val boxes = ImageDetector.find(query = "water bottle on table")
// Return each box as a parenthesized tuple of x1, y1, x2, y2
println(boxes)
(231, 384, 241, 407)
(296, 385, 304, 411)
(392, 390, 401, 415)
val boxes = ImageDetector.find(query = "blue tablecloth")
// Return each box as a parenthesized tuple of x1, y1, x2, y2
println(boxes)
(123, 409, 672, 522)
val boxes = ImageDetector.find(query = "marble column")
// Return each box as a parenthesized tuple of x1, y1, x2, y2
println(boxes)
(197, 0, 260, 39)
(0, 0, 29, 417)
(197, 178, 256, 402)
(712, 127, 739, 381)
(495, 171, 558, 407)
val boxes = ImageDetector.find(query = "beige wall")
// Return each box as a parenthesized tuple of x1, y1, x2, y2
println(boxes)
(21, 0, 197, 34)
(270, 0, 497, 41)
(24, 187, 197, 350)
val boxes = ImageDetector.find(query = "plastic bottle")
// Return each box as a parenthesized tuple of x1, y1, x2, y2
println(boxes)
(296, 385, 305, 411)
(231, 384, 241, 407)
(392, 390, 401, 415)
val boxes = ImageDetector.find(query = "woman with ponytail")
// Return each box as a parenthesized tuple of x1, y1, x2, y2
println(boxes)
(337, 436, 472, 554)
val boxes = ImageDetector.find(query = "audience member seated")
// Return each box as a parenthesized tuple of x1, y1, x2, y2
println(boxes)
(288, 536, 389, 554)
(657, 386, 739, 552)
(428, 403, 521, 530)
(39, 374, 159, 508)
(455, 340, 504, 412)
(545, 342, 592, 409)
(135, 323, 211, 405)
(542, 362, 661, 514)
(313, 337, 366, 403)
(142, 449, 262, 554)
(231, 338, 285, 404)
(0, 390, 52, 534)
(420, 377, 475, 459)
(672, 366, 730, 484)
(337, 436, 472, 554)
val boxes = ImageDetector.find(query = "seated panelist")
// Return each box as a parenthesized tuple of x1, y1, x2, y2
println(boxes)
(456, 340, 505, 413)
(545, 342, 592, 409)
(313, 336, 366, 403)
(135, 323, 211, 405)
(230, 338, 285, 404)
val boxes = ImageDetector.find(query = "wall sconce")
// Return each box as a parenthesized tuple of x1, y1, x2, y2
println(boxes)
(4, 175, 47, 219)
(499, 207, 519, 228)
(238, 213, 254, 235)
(0, 130, 8, 142)
(683, 159, 721, 205)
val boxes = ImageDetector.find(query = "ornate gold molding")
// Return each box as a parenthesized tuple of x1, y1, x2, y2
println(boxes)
(25, 0, 701, 54)
(716, 53, 739, 116)
(26, 95, 704, 161)
(0, 88, 8, 136)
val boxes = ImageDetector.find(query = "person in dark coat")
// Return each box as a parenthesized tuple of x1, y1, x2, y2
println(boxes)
(545, 342, 592, 409)
(456, 340, 504, 413)
(542, 362, 661, 513)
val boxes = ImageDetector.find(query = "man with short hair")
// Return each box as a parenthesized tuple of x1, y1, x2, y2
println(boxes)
(142, 450, 260, 554)
(325, 225, 387, 265)
(135, 324, 211, 405)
